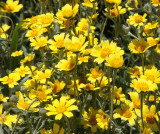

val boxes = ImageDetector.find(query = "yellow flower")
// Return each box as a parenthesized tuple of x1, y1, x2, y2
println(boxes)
(80, 83, 99, 91)
(78, 56, 90, 64)
(105, 54, 124, 68)
(142, 127, 153, 134)
(34, 69, 53, 84)
(128, 92, 141, 117)
(61, 4, 79, 19)
(0, 73, 20, 88)
(49, 80, 66, 95)
(87, 66, 104, 83)
(67, 80, 82, 95)
(38, 13, 54, 27)
(142, 67, 160, 84)
(14, 65, 30, 77)
(156, 44, 160, 53)
(147, 37, 159, 47)
(30, 36, 48, 50)
(130, 78, 158, 93)
(144, 22, 159, 36)
(0, 0, 23, 13)
(65, 35, 87, 52)
(40, 123, 64, 134)
(11, 50, 23, 57)
(56, 56, 76, 71)
(91, 40, 124, 64)
(105, 0, 121, 5)
(48, 33, 69, 49)
(0, 24, 10, 39)
(105, 6, 126, 17)
(125, 0, 138, 10)
(128, 66, 143, 78)
(113, 86, 126, 105)
(0, 104, 18, 129)
(151, 0, 160, 6)
(25, 27, 47, 39)
(143, 105, 159, 131)
(127, 13, 147, 28)
(113, 103, 137, 126)
(82, 0, 98, 9)
(0, 94, 9, 102)
(128, 38, 150, 53)
(81, 107, 99, 133)
(29, 85, 52, 102)
(16, 91, 40, 111)
(76, 18, 95, 35)
(45, 96, 78, 120)
(96, 109, 110, 130)
(20, 53, 35, 65)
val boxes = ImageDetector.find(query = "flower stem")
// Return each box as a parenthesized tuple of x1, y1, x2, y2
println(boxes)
(64, 116, 71, 134)
(141, 53, 144, 130)
(110, 69, 117, 121)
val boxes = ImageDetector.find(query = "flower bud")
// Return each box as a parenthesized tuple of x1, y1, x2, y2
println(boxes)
(10, 95, 18, 103)
(3, 102, 12, 110)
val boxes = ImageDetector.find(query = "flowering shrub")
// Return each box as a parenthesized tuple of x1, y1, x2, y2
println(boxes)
(0, 0, 160, 133)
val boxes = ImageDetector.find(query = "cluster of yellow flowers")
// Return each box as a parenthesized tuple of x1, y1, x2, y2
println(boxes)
(0, 0, 160, 133)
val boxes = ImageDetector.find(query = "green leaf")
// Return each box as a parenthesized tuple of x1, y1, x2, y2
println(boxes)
(10, 21, 23, 71)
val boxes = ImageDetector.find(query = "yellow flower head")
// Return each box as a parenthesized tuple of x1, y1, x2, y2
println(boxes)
(147, 37, 159, 47)
(144, 22, 159, 36)
(48, 33, 69, 49)
(14, 65, 30, 77)
(105, 0, 121, 5)
(0, 0, 23, 13)
(65, 35, 87, 52)
(34, 69, 53, 84)
(56, 56, 76, 71)
(16, 91, 40, 111)
(96, 109, 110, 130)
(25, 27, 47, 39)
(30, 36, 48, 50)
(29, 85, 52, 102)
(125, 0, 138, 10)
(128, 38, 150, 53)
(142, 67, 160, 84)
(0, 94, 9, 102)
(87, 66, 104, 83)
(40, 123, 64, 134)
(0, 104, 18, 129)
(76, 18, 95, 35)
(128, 92, 141, 117)
(0, 24, 10, 39)
(11, 50, 23, 57)
(20, 53, 35, 65)
(38, 13, 54, 27)
(49, 80, 66, 95)
(81, 107, 98, 133)
(82, 0, 98, 9)
(156, 44, 160, 53)
(61, 4, 79, 19)
(105, 6, 126, 17)
(105, 54, 124, 68)
(45, 96, 78, 120)
(130, 78, 158, 93)
(91, 40, 124, 64)
(113, 86, 126, 105)
(151, 0, 160, 6)
(128, 66, 143, 78)
(0, 73, 20, 88)
(143, 105, 159, 131)
(114, 103, 137, 126)
(127, 13, 147, 28)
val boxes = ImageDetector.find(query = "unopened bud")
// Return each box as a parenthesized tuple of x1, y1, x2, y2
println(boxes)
(10, 95, 18, 103)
